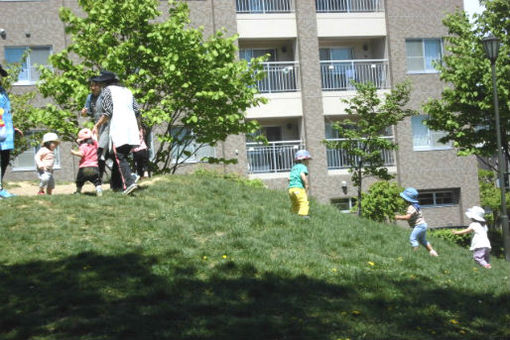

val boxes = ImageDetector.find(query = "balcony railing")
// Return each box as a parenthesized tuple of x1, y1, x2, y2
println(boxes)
(320, 59, 389, 91)
(326, 137, 395, 170)
(257, 61, 300, 93)
(316, 0, 384, 12)
(236, 0, 293, 13)
(247, 140, 304, 174)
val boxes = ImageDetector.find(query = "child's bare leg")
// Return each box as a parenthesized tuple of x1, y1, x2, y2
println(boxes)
(426, 243, 438, 256)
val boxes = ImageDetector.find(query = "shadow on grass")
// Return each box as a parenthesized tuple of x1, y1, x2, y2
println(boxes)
(0, 252, 508, 339)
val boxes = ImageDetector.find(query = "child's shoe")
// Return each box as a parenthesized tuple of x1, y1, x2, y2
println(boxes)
(0, 189, 15, 198)
(484, 264, 492, 269)
(96, 187, 103, 197)
(37, 190, 45, 195)
(429, 250, 439, 257)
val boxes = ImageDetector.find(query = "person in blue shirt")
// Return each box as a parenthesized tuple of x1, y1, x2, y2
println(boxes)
(0, 64, 16, 198)
(288, 149, 312, 217)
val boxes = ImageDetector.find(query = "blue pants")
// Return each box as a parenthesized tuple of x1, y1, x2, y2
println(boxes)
(410, 223, 429, 248)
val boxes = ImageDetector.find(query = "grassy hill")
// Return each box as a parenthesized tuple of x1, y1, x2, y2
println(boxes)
(1, 173, 509, 339)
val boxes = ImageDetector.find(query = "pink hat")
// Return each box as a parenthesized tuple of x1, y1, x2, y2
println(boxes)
(77, 128, 93, 143)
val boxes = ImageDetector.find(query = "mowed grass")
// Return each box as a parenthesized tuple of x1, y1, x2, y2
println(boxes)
(0, 174, 509, 339)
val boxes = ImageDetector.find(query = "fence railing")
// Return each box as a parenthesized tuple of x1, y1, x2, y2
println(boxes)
(316, 0, 384, 12)
(325, 137, 395, 170)
(257, 61, 300, 93)
(247, 140, 304, 174)
(236, 0, 293, 13)
(320, 59, 389, 91)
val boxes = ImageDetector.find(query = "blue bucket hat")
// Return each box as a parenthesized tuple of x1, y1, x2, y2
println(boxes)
(400, 187, 419, 203)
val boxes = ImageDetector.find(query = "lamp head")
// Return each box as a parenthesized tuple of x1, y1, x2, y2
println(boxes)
(482, 34, 500, 63)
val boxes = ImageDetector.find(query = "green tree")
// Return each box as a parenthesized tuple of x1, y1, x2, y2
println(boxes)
(423, 1, 510, 169)
(359, 181, 406, 223)
(323, 81, 417, 216)
(35, 0, 267, 173)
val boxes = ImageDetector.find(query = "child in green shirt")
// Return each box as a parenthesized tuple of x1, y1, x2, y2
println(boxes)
(288, 149, 311, 217)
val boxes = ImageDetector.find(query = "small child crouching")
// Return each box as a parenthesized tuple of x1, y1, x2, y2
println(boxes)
(71, 128, 102, 196)
(35, 132, 60, 195)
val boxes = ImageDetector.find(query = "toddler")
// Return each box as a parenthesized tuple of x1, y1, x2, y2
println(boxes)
(452, 206, 491, 268)
(395, 187, 439, 256)
(288, 149, 312, 218)
(35, 132, 59, 195)
(71, 128, 102, 196)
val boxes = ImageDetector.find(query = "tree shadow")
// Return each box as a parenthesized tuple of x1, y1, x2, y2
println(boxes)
(0, 252, 508, 339)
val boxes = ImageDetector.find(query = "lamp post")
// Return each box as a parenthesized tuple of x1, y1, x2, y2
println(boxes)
(482, 34, 510, 261)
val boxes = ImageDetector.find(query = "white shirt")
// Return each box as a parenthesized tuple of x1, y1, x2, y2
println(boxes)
(102, 85, 140, 148)
(469, 222, 491, 250)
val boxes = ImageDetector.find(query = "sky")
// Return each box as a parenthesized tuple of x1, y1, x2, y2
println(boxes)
(463, 0, 484, 18)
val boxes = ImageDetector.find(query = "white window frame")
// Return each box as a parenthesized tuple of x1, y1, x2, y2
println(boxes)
(405, 38, 443, 74)
(239, 48, 277, 62)
(4, 45, 52, 85)
(411, 115, 452, 151)
(331, 197, 356, 213)
(169, 127, 216, 163)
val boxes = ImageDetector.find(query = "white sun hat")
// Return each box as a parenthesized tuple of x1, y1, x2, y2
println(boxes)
(465, 206, 486, 222)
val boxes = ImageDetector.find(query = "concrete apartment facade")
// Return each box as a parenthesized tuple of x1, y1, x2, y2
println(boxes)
(0, 0, 479, 227)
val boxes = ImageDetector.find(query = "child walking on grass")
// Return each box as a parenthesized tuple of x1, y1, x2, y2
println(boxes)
(35, 132, 59, 195)
(395, 187, 439, 256)
(288, 149, 312, 218)
(71, 128, 102, 196)
(452, 206, 491, 269)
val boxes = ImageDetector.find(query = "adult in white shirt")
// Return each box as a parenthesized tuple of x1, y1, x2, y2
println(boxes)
(92, 71, 140, 195)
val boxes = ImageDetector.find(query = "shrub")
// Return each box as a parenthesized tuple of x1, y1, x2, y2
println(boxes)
(360, 181, 407, 223)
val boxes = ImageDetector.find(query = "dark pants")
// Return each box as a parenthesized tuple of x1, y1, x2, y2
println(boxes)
(76, 166, 101, 189)
(97, 147, 106, 185)
(112, 144, 135, 190)
(1, 149, 10, 181)
(132, 149, 149, 177)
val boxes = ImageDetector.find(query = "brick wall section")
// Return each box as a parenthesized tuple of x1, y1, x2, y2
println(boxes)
(385, 0, 479, 226)
(294, 0, 329, 202)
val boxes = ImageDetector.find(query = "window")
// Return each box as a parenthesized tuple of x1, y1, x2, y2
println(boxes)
(331, 197, 356, 213)
(418, 189, 459, 207)
(239, 48, 276, 62)
(169, 127, 215, 163)
(4, 46, 52, 84)
(411, 115, 451, 151)
(406, 39, 442, 73)
(12, 133, 61, 171)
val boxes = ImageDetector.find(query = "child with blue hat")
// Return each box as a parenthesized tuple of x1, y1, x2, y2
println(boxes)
(395, 187, 439, 256)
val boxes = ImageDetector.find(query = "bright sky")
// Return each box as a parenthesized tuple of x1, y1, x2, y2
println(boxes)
(463, 0, 484, 18)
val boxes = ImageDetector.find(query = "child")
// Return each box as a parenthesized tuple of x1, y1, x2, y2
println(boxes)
(452, 206, 491, 268)
(395, 187, 439, 256)
(288, 149, 311, 217)
(71, 128, 102, 196)
(131, 126, 149, 180)
(35, 132, 59, 195)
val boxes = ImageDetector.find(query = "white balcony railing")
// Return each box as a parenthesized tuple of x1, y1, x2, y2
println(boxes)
(257, 61, 300, 93)
(320, 59, 389, 91)
(236, 0, 293, 13)
(326, 137, 395, 170)
(247, 140, 304, 174)
(316, 0, 384, 12)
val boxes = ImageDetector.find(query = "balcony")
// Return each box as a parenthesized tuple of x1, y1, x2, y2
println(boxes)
(236, 0, 293, 13)
(247, 140, 304, 174)
(320, 59, 389, 91)
(257, 61, 300, 93)
(316, 0, 384, 13)
(326, 137, 395, 170)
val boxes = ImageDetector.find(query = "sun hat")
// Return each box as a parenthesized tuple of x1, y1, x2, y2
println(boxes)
(76, 128, 93, 143)
(295, 149, 312, 161)
(465, 206, 486, 222)
(41, 132, 60, 146)
(90, 70, 118, 83)
(0, 64, 7, 77)
(400, 187, 419, 204)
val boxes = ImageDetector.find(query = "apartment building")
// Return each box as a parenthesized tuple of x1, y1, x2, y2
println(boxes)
(0, 0, 479, 227)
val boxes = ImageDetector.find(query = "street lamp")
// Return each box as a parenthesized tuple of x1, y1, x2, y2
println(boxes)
(482, 34, 510, 261)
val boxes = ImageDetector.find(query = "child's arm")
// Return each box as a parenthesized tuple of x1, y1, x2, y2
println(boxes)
(70, 148, 84, 158)
(300, 172, 309, 191)
(452, 227, 473, 235)
(395, 213, 412, 221)
(34, 148, 46, 170)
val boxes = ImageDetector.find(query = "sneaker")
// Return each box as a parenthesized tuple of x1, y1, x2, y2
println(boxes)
(0, 189, 15, 198)
(484, 264, 492, 269)
(122, 183, 137, 196)
(132, 174, 140, 184)
(73, 191, 81, 195)
(96, 188, 103, 197)
(429, 250, 439, 257)
(37, 190, 45, 195)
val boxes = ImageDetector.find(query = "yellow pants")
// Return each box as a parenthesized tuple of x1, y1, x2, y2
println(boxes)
(288, 187, 309, 216)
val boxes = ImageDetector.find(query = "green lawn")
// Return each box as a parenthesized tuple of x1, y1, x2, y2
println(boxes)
(1, 173, 509, 339)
